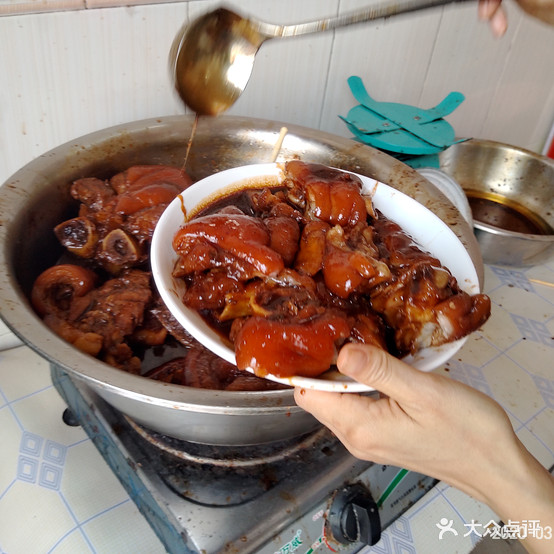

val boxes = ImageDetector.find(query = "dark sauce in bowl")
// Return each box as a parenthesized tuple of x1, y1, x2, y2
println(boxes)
(466, 192, 553, 236)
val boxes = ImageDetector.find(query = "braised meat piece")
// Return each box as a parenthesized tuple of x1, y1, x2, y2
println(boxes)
(34, 165, 191, 371)
(369, 215, 491, 353)
(284, 160, 372, 227)
(32, 264, 98, 318)
(173, 213, 285, 278)
(71, 177, 115, 211)
(125, 204, 168, 244)
(33, 266, 152, 372)
(295, 221, 330, 276)
(55, 165, 190, 273)
(109, 164, 192, 194)
(74, 269, 152, 343)
(231, 311, 351, 379)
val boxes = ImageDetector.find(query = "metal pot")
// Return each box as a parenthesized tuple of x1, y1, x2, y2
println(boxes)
(439, 139, 554, 266)
(0, 115, 482, 445)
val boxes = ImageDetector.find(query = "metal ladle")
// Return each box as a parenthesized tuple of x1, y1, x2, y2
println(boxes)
(170, 0, 471, 116)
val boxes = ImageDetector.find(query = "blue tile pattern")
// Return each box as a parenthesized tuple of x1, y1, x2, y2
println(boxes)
(531, 375, 554, 409)
(39, 462, 64, 490)
(367, 533, 392, 553)
(390, 538, 417, 554)
(16, 434, 67, 490)
(44, 439, 68, 465)
(17, 456, 39, 484)
(489, 267, 533, 291)
(510, 315, 554, 346)
(446, 360, 494, 396)
(390, 516, 413, 543)
(0, 354, 162, 554)
(390, 517, 417, 554)
(20, 431, 43, 457)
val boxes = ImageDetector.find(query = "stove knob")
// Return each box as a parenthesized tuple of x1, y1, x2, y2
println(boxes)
(328, 482, 381, 546)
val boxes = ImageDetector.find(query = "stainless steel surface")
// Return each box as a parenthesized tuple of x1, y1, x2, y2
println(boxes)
(0, 114, 482, 444)
(171, 0, 471, 115)
(439, 139, 554, 266)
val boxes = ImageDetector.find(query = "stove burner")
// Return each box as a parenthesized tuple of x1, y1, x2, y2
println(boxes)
(125, 417, 342, 506)
(126, 416, 329, 467)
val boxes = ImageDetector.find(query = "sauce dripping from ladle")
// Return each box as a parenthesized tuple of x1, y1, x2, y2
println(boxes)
(181, 113, 199, 175)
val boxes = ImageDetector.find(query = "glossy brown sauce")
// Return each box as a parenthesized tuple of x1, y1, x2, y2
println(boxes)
(197, 187, 266, 217)
(467, 193, 553, 235)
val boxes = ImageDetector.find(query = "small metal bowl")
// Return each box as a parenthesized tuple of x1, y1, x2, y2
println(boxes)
(439, 139, 554, 266)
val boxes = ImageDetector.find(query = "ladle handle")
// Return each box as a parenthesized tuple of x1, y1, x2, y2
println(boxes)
(257, 0, 473, 37)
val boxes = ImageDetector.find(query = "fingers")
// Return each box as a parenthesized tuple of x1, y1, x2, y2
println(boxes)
(294, 343, 438, 461)
(478, 0, 509, 37)
(478, 0, 502, 18)
(293, 387, 386, 460)
(294, 386, 375, 431)
(335, 343, 432, 407)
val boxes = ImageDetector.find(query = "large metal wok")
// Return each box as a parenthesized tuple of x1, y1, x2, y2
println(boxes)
(0, 115, 483, 445)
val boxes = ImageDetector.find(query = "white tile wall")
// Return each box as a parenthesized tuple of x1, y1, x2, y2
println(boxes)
(0, 0, 553, 185)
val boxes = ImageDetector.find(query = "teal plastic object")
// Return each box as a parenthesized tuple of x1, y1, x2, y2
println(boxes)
(395, 153, 440, 169)
(341, 76, 466, 155)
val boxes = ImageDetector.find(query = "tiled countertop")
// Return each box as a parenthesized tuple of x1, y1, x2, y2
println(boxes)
(1, 261, 553, 554)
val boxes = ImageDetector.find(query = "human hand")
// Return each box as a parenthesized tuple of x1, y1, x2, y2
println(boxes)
(479, 0, 554, 37)
(294, 344, 554, 552)
(479, 0, 509, 37)
(295, 343, 517, 500)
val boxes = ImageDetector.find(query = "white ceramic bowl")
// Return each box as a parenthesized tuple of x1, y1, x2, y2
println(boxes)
(151, 163, 481, 392)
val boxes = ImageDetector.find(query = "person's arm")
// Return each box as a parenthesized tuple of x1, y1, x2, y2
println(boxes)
(294, 343, 554, 554)
(513, 0, 554, 24)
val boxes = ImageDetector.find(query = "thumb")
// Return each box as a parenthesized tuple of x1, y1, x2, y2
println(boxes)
(337, 343, 429, 404)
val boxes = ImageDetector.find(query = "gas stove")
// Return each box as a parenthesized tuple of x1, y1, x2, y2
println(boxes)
(51, 365, 437, 554)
